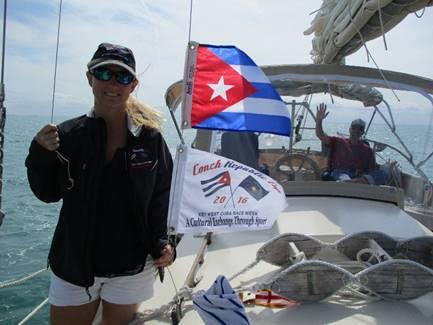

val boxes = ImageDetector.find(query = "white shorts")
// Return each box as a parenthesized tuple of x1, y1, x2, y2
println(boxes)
(49, 264, 156, 306)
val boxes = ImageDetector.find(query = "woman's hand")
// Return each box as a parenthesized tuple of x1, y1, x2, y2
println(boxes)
(34, 124, 59, 151)
(153, 244, 174, 268)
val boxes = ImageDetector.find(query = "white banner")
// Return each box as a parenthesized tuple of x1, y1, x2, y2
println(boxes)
(168, 145, 287, 234)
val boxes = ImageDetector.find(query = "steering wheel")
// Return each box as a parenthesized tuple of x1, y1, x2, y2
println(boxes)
(272, 153, 322, 183)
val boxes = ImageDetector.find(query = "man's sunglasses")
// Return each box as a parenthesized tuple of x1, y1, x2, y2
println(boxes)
(91, 67, 135, 85)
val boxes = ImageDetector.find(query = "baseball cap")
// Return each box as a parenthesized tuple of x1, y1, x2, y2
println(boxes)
(350, 118, 366, 131)
(87, 43, 136, 76)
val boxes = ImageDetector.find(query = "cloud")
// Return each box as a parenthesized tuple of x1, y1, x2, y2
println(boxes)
(4, 0, 433, 122)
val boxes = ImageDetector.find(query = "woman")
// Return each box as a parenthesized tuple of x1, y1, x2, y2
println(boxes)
(25, 43, 174, 324)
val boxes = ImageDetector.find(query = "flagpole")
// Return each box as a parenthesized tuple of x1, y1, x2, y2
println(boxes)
(224, 185, 238, 209)
(229, 186, 235, 208)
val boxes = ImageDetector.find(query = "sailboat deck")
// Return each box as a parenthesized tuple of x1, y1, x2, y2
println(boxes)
(139, 196, 433, 324)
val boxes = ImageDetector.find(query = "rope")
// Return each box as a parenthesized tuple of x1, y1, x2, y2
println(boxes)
(356, 248, 380, 266)
(167, 267, 182, 305)
(17, 298, 49, 325)
(228, 260, 259, 282)
(377, 1, 388, 51)
(134, 232, 433, 322)
(50, 0, 63, 124)
(130, 286, 194, 323)
(0, 268, 47, 289)
(347, 4, 400, 102)
(335, 284, 382, 302)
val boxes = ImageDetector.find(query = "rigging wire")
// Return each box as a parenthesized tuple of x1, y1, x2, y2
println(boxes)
(0, 0, 7, 226)
(167, 0, 195, 146)
(0, 0, 5, 84)
(50, 0, 63, 124)
(348, 8, 401, 103)
(49, 0, 73, 188)
(377, 1, 388, 51)
(187, 0, 193, 43)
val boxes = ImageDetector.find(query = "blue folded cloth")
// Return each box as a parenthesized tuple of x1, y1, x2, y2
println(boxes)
(193, 275, 251, 325)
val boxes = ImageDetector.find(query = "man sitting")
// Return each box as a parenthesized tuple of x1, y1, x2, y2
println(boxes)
(315, 103, 386, 185)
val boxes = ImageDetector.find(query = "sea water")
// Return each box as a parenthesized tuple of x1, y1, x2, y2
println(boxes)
(0, 114, 432, 324)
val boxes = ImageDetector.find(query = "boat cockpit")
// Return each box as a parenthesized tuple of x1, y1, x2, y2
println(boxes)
(165, 64, 433, 229)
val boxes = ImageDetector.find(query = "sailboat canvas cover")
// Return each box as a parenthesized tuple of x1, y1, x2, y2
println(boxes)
(305, 0, 433, 64)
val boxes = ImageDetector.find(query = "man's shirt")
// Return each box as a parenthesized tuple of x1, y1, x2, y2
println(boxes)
(329, 136, 375, 173)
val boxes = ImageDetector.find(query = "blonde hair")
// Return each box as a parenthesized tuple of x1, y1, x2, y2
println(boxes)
(126, 96, 162, 131)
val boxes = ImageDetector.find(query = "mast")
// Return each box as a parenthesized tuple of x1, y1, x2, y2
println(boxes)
(0, 0, 7, 226)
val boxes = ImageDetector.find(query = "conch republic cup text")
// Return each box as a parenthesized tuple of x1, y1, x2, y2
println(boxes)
(193, 159, 282, 193)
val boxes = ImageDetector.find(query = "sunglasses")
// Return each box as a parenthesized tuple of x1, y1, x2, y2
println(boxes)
(91, 67, 135, 85)
(350, 126, 364, 132)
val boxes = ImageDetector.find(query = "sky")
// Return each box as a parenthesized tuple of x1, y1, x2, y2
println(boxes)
(3, 0, 433, 124)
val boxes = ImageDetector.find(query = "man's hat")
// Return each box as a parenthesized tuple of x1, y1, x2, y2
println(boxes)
(351, 118, 366, 131)
(87, 43, 136, 76)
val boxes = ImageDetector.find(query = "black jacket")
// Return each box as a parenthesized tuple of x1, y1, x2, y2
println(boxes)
(25, 115, 173, 287)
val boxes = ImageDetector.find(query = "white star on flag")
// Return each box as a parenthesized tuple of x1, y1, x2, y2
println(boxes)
(208, 76, 234, 101)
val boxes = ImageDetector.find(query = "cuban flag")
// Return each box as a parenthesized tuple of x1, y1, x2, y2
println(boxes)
(201, 171, 232, 197)
(182, 42, 291, 136)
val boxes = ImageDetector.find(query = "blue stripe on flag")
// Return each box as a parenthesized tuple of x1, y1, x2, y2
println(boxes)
(250, 82, 282, 100)
(202, 182, 221, 193)
(203, 184, 228, 197)
(196, 112, 291, 136)
(205, 45, 257, 66)
(201, 171, 227, 185)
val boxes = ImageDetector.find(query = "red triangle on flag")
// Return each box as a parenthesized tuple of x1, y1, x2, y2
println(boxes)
(217, 171, 231, 186)
(191, 46, 257, 126)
